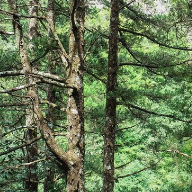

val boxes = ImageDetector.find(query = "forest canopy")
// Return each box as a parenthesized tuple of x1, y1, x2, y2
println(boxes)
(0, 0, 192, 192)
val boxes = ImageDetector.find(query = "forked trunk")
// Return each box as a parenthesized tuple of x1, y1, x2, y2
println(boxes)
(65, 0, 85, 191)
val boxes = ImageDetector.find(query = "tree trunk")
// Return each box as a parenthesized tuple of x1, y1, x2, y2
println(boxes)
(103, 0, 119, 191)
(24, 1, 39, 191)
(8, 1, 85, 191)
(7, 0, 39, 191)
(44, 0, 56, 191)
(65, 0, 85, 191)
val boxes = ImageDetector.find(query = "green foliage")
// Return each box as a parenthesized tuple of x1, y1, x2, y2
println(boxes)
(1, 0, 192, 191)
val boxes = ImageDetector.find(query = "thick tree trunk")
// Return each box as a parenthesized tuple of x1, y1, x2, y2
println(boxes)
(103, 0, 119, 192)
(24, 1, 39, 191)
(65, 0, 85, 191)
(8, 1, 85, 191)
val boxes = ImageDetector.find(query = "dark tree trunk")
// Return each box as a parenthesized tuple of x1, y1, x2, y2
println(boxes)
(103, 0, 119, 191)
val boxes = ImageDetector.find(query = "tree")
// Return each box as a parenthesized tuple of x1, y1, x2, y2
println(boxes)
(1, 0, 192, 191)
(103, 0, 119, 191)
(0, 0, 85, 191)
(24, 0, 39, 191)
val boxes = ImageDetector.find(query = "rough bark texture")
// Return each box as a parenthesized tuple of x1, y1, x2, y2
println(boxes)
(8, 0, 69, 177)
(8, 1, 85, 191)
(103, 0, 119, 191)
(65, 0, 85, 191)
(29, 0, 38, 44)
(24, 1, 39, 191)
(8, 0, 38, 191)
(44, 0, 56, 191)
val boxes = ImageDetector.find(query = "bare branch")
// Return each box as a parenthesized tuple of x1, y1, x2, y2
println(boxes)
(84, 35, 101, 60)
(119, 0, 136, 11)
(0, 158, 46, 171)
(0, 8, 45, 19)
(32, 70, 66, 82)
(0, 70, 62, 81)
(41, 100, 66, 111)
(31, 48, 50, 64)
(0, 81, 41, 93)
(41, 78, 71, 88)
(0, 70, 23, 77)
(160, 149, 192, 158)
(0, 29, 14, 35)
(84, 66, 107, 84)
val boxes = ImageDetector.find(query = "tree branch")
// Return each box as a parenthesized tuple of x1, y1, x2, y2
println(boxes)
(120, 28, 192, 51)
(0, 8, 45, 19)
(0, 81, 41, 93)
(126, 103, 192, 123)
(119, 59, 192, 69)
(0, 158, 46, 171)
(0, 136, 42, 156)
(116, 124, 139, 132)
(116, 159, 161, 179)
(0, 70, 66, 82)
(0, 29, 14, 35)
(159, 149, 192, 158)
(84, 66, 107, 84)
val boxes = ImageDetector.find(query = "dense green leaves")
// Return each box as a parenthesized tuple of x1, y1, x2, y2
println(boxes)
(1, 0, 192, 191)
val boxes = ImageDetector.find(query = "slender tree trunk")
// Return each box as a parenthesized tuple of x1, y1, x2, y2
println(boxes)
(24, 1, 39, 191)
(65, 0, 85, 191)
(103, 0, 119, 191)
(44, 0, 55, 191)
(8, 0, 39, 191)
(8, 0, 69, 168)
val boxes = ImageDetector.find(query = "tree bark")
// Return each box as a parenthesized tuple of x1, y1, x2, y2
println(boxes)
(24, 1, 39, 191)
(44, 0, 56, 191)
(65, 0, 85, 191)
(103, 0, 119, 191)
(7, 0, 39, 191)
(8, 0, 69, 181)
(8, 1, 85, 191)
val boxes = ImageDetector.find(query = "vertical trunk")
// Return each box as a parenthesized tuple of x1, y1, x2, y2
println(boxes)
(66, 0, 85, 191)
(24, 1, 39, 191)
(44, 0, 55, 191)
(103, 0, 119, 192)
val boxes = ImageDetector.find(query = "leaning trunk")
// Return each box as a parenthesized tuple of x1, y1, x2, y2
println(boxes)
(65, 0, 85, 191)
(8, 0, 69, 187)
(103, 0, 119, 191)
